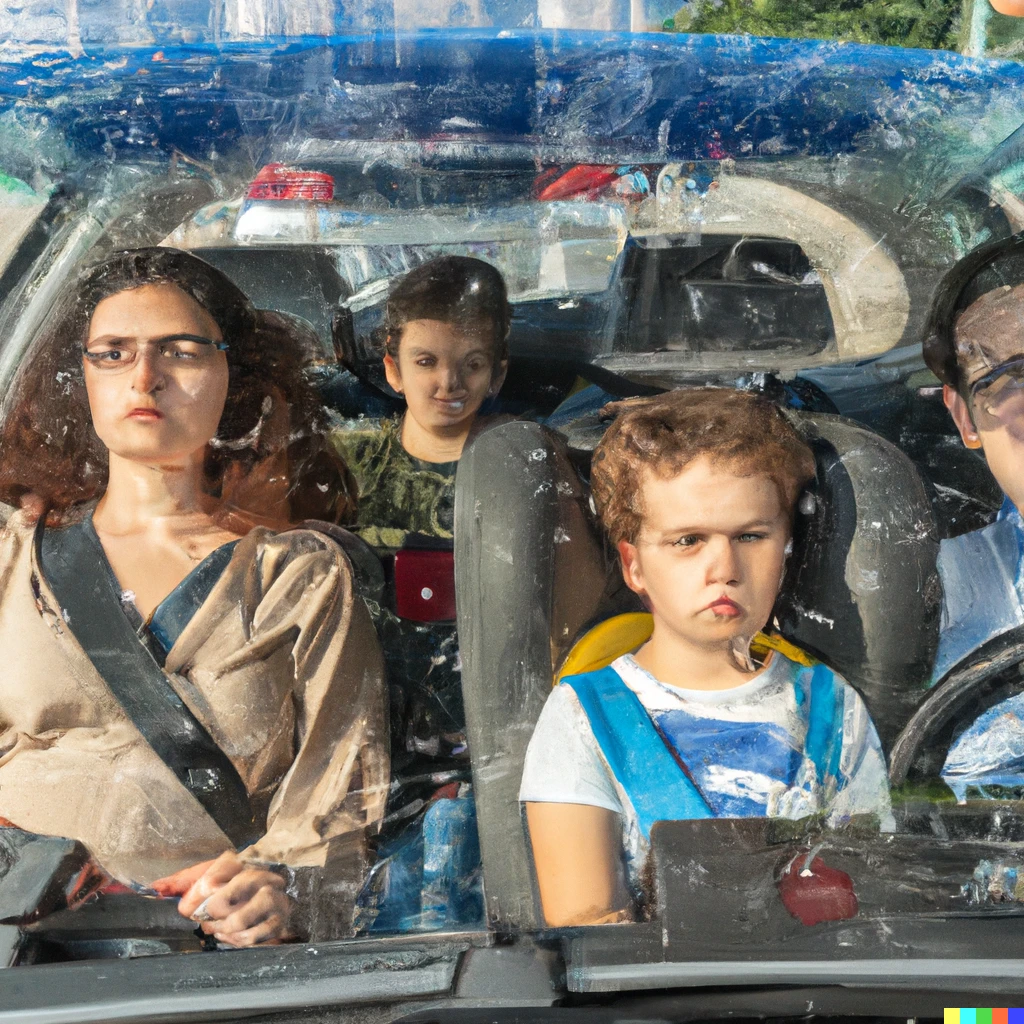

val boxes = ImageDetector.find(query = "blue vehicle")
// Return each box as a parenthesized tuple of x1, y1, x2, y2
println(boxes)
(2, 28, 1024, 1021)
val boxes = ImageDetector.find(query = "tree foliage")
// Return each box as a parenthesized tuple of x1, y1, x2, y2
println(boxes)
(671, 0, 964, 52)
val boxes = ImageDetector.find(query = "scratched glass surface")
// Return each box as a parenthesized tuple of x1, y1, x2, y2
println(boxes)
(1, 21, 1024, 1006)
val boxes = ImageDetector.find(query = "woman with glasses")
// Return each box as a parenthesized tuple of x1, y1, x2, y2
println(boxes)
(0, 248, 387, 945)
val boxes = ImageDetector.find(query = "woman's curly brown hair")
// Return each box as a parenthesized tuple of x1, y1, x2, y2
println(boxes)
(591, 388, 816, 546)
(0, 247, 354, 525)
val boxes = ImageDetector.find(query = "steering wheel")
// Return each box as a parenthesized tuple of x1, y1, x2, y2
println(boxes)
(889, 624, 1024, 787)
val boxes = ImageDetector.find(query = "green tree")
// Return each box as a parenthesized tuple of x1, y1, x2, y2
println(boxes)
(669, 0, 964, 51)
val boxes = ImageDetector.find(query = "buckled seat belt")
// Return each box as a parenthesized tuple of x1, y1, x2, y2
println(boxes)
(37, 518, 263, 849)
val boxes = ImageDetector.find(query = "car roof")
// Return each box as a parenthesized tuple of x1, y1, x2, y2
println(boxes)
(4, 33, 1023, 217)
(0, 33, 1020, 390)
(4, 33, 1021, 376)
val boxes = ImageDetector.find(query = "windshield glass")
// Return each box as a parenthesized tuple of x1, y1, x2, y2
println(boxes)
(3, 24, 1024, 1018)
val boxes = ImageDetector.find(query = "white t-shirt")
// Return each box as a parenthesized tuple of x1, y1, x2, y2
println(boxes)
(520, 652, 894, 893)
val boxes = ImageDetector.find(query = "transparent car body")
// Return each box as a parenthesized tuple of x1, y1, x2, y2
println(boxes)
(1, 28, 1024, 1022)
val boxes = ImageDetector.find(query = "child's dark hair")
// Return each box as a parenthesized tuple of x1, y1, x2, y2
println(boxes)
(592, 388, 816, 546)
(924, 232, 1024, 390)
(384, 255, 511, 368)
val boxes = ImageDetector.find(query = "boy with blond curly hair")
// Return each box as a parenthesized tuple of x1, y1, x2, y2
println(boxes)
(520, 388, 892, 926)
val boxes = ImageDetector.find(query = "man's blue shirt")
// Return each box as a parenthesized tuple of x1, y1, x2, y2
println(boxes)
(937, 497, 1024, 796)
(933, 496, 1024, 684)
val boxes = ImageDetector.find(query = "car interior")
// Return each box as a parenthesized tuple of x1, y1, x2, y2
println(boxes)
(182, 221, 1020, 812)
(6, 32, 1024, 1024)
(5, 178, 1024, 967)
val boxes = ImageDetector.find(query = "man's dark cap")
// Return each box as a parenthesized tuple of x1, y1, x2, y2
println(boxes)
(924, 231, 1024, 388)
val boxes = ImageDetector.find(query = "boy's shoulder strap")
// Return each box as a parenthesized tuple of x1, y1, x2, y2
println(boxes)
(562, 665, 713, 837)
(800, 661, 845, 785)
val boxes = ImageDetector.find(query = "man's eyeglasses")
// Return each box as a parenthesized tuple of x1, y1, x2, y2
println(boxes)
(966, 356, 1024, 419)
(83, 334, 229, 373)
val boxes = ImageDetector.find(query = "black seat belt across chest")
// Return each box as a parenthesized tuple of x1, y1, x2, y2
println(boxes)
(37, 518, 262, 849)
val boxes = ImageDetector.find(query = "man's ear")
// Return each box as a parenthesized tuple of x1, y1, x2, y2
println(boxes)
(617, 540, 647, 600)
(488, 358, 509, 397)
(943, 384, 982, 449)
(383, 351, 403, 394)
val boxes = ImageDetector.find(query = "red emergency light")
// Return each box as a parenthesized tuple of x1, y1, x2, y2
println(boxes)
(247, 163, 335, 202)
(536, 164, 620, 201)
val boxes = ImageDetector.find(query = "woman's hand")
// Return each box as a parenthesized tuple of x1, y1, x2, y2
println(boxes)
(152, 850, 297, 947)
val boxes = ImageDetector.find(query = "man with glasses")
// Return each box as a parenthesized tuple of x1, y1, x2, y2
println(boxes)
(923, 234, 1024, 797)
(924, 233, 1024, 686)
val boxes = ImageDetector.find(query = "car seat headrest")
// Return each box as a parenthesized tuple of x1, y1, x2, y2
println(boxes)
(456, 421, 620, 930)
(776, 411, 941, 750)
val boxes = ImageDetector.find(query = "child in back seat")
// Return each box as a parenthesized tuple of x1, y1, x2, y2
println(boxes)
(329, 255, 511, 932)
(520, 388, 893, 926)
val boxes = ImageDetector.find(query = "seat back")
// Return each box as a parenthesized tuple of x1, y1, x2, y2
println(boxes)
(775, 411, 941, 751)
(455, 422, 627, 930)
(455, 412, 941, 930)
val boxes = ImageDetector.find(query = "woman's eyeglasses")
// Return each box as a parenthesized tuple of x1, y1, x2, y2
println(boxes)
(83, 334, 229, 372)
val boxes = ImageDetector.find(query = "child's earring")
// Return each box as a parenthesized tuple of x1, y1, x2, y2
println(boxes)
(784, 538, 794, 557)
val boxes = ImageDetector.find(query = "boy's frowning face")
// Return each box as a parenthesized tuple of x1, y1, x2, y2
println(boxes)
(618, 456, 791, 652)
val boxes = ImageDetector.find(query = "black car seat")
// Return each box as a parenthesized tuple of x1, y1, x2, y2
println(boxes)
(776, 410, 942, 748)
(455, 412, 941, 931)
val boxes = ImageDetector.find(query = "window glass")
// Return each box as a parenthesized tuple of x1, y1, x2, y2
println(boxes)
(2, 33, 1024, 1021)
(0, 177, 47, 281)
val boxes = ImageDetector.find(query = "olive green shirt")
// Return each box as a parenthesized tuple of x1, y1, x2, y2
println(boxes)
(329, 416, 466, 823)
(329, 416, 456, 554)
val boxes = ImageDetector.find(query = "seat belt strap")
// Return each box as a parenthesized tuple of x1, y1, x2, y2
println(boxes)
(37, 518, 262, 849)
(564, 666, 714, 838)
(803, 662, 844, 786)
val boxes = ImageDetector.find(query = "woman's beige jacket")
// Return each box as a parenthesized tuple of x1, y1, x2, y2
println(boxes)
(0, 510, 389, 886)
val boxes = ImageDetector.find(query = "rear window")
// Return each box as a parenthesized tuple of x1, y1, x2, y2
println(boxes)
(615, 234, 834, 357)
(295, 159, 540, 210)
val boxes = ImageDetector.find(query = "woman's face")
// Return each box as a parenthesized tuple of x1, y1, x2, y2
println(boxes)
(83, 283, 230, 467)
(383, 319, 506, 437)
